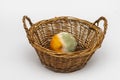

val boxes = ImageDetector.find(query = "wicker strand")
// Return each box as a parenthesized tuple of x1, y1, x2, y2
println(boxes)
(93, 16, 108, 48)
(22, 16, 34, 44)
(93, 16, 107, 35)
(22, 16, 33, 33)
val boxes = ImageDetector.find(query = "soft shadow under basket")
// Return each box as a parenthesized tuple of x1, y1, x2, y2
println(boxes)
(22, 16, 108, 72)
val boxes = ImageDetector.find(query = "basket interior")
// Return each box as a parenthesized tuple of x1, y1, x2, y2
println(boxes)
(32, 17, 98, 52)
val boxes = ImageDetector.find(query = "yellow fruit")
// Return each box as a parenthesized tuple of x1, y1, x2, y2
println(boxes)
(50, 32, 77, 53)
(50, 34, 62, 52)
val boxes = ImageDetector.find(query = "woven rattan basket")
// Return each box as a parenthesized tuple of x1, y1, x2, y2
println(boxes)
(22, 16, 107, 73)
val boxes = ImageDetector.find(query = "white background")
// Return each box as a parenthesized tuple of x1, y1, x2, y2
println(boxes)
(0, 0, 120, 80)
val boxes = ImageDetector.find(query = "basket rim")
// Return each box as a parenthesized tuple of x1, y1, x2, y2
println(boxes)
(26, 16, 105, 58)
(30, 16, 102, 30)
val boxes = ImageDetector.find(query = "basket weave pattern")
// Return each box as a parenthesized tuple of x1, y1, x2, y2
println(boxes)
(23, 16, 107, 72)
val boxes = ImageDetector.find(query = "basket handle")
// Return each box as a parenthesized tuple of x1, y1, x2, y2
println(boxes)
(93, 16, 108, 35)
(22, 16, 33, 33)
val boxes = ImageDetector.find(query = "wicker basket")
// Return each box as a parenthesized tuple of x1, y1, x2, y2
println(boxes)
(22, 16, 107, 73)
